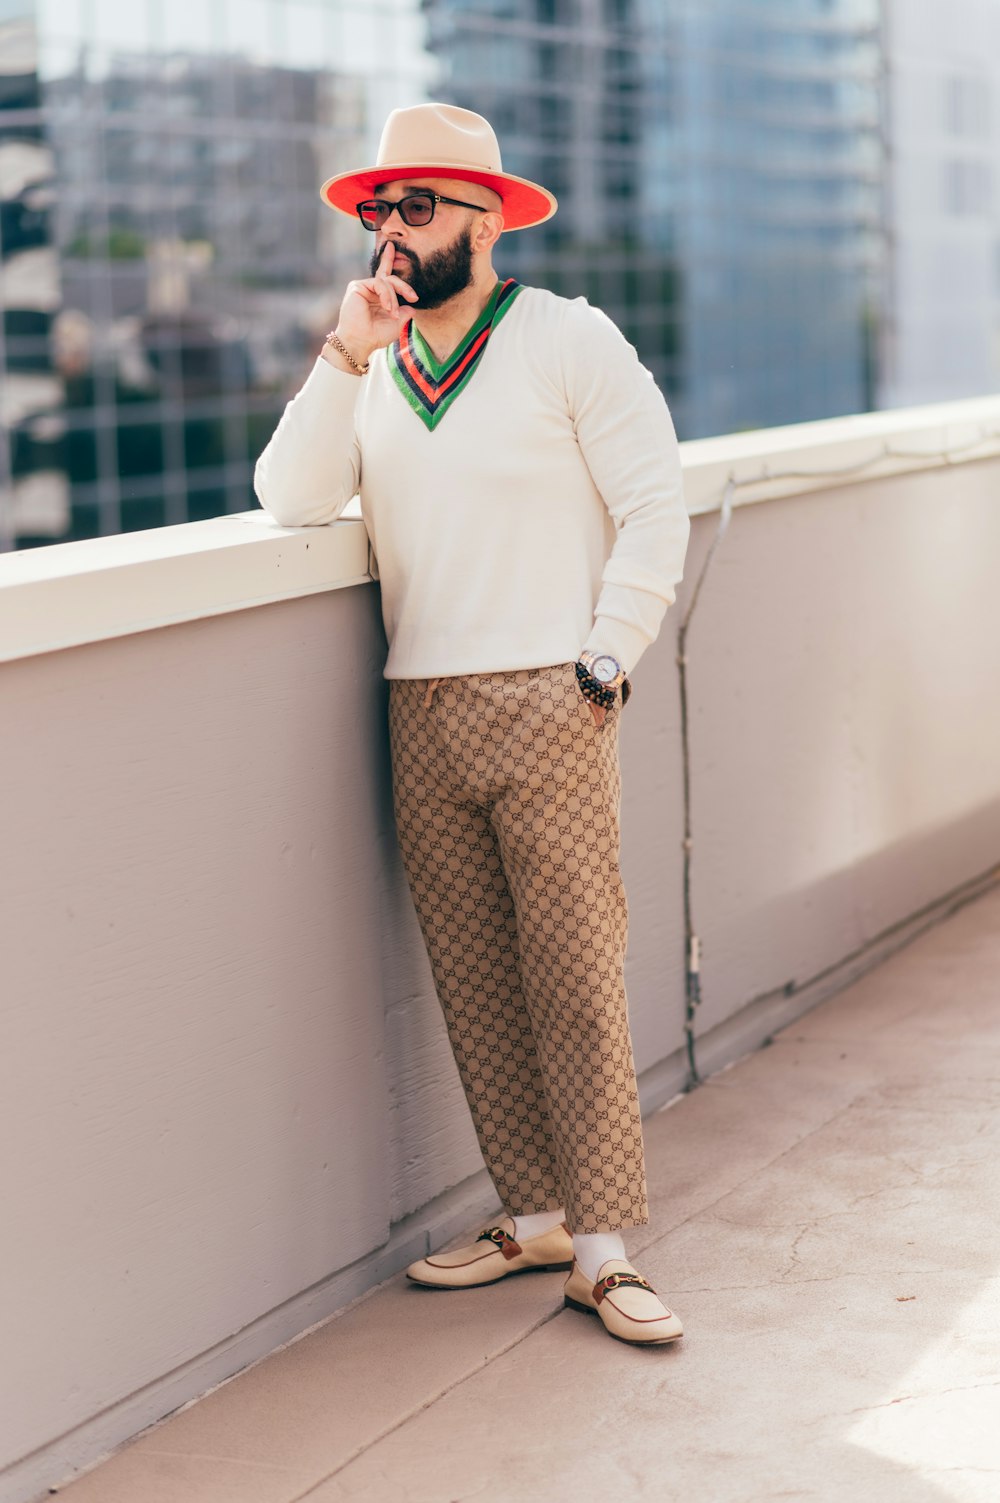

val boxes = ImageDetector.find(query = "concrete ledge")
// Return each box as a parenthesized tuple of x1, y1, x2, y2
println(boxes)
(681, 391, 1000, 515)
(0, 507, 372, 665)
(1, 394, 998, 663)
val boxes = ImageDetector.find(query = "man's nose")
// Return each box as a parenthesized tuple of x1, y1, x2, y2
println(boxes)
(378, 226, 408, 254)
(378, 228, 410, 261)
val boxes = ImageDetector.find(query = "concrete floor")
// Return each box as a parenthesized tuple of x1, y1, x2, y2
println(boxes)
(53, 884, 1000, 1503)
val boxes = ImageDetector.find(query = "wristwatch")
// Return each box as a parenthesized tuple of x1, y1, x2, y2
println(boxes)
(576, 650, 628, 712)
(578, 650, 627, 691)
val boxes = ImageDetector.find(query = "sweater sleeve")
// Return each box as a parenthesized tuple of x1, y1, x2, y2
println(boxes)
(561, 297, 690, 676)
(253, 354, 363, 528)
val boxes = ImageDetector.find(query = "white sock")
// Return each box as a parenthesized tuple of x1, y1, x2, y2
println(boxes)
(510, 1208, 566, 1241)
(572, 1230, 627, 1281)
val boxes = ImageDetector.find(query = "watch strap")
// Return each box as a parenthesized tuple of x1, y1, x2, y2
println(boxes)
(575, 660, 619, 711)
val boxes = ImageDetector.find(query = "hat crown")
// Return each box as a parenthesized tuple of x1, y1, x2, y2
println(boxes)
(376, 103, 504, 175)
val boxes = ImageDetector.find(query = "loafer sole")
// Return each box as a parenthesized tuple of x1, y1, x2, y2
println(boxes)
(564, 1293, 684, 1345)
(407, 1259, 574, 1289)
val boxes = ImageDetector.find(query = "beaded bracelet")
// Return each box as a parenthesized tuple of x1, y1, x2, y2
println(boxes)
(575, 660, 617, 711)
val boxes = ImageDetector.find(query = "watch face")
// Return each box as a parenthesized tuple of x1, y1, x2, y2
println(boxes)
(592, 655, 619, 684)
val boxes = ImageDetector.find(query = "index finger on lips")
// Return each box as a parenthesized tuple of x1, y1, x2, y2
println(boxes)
(379, 245, 403, 313)
(369, 250, 397, 312)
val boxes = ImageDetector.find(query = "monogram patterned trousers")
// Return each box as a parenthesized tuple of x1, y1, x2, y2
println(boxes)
(387, 660, 649, 1234)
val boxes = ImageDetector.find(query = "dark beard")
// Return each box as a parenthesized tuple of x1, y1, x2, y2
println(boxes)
(368, 224, 475, 310)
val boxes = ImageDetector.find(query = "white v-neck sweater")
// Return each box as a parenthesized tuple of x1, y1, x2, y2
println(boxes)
(254, 285, 690, 680)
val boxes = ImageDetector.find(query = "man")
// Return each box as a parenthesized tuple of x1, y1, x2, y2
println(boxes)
(254, 103, 690, 1346)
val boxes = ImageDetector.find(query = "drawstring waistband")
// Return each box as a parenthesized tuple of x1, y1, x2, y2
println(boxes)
(423, 677, 443, 709)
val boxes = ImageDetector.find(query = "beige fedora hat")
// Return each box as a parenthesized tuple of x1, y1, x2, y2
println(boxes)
(320, 102, 558, 231)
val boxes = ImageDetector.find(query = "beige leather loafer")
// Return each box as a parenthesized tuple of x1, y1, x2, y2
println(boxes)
(563, 1257, 684, 1345)
(406, 1215, 574, 1289)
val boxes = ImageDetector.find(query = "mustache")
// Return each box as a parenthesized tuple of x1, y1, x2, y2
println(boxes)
(370, 243, 418, 277)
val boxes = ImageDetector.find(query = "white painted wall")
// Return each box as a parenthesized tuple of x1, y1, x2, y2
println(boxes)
(0, 588, 393, 1484)
(2, 400, 1000, 1503)
(681, 459, 1000, 1032)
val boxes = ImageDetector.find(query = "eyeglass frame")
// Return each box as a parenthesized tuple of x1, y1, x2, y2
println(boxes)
(354, 191, 495, 230)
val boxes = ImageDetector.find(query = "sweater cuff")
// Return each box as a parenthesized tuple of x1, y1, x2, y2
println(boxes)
(310, 349, 368, 395)
(581, 616, 654, 679)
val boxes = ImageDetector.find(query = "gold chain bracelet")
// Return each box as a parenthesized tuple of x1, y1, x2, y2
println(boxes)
(324, 331, 370, 375)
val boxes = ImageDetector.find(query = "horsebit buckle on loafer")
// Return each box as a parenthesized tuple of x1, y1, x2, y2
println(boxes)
(477, 1226, 523, 1259)
(595, 1272, 656, 1302)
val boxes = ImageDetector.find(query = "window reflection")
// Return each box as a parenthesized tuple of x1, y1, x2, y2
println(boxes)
(2, 3, 390, 547)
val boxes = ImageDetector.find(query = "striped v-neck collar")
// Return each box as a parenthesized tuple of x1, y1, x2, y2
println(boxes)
(386, 278, 523, 431)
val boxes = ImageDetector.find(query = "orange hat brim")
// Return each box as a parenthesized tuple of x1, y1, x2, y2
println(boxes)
(320, 164, 557, 231)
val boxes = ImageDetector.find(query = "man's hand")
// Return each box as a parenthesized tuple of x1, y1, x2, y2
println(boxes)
(325, 242, 419, 371)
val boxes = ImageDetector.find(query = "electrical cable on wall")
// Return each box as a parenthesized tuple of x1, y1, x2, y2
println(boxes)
(677, 477, 734, 1090)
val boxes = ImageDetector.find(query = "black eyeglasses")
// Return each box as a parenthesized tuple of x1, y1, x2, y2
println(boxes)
(355, 191, 491, 230)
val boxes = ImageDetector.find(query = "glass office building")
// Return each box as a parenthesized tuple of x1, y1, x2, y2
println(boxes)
(424, 0, 884, 438)
(0, 0, 430, 548)
(1, 0, 882, 550)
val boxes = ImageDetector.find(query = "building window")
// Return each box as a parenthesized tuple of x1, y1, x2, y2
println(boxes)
(944, 75, 990, 139)
(944, 158, 992, 217)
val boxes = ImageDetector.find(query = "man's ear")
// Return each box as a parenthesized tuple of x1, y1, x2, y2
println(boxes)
(475, 211, 504, 253)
